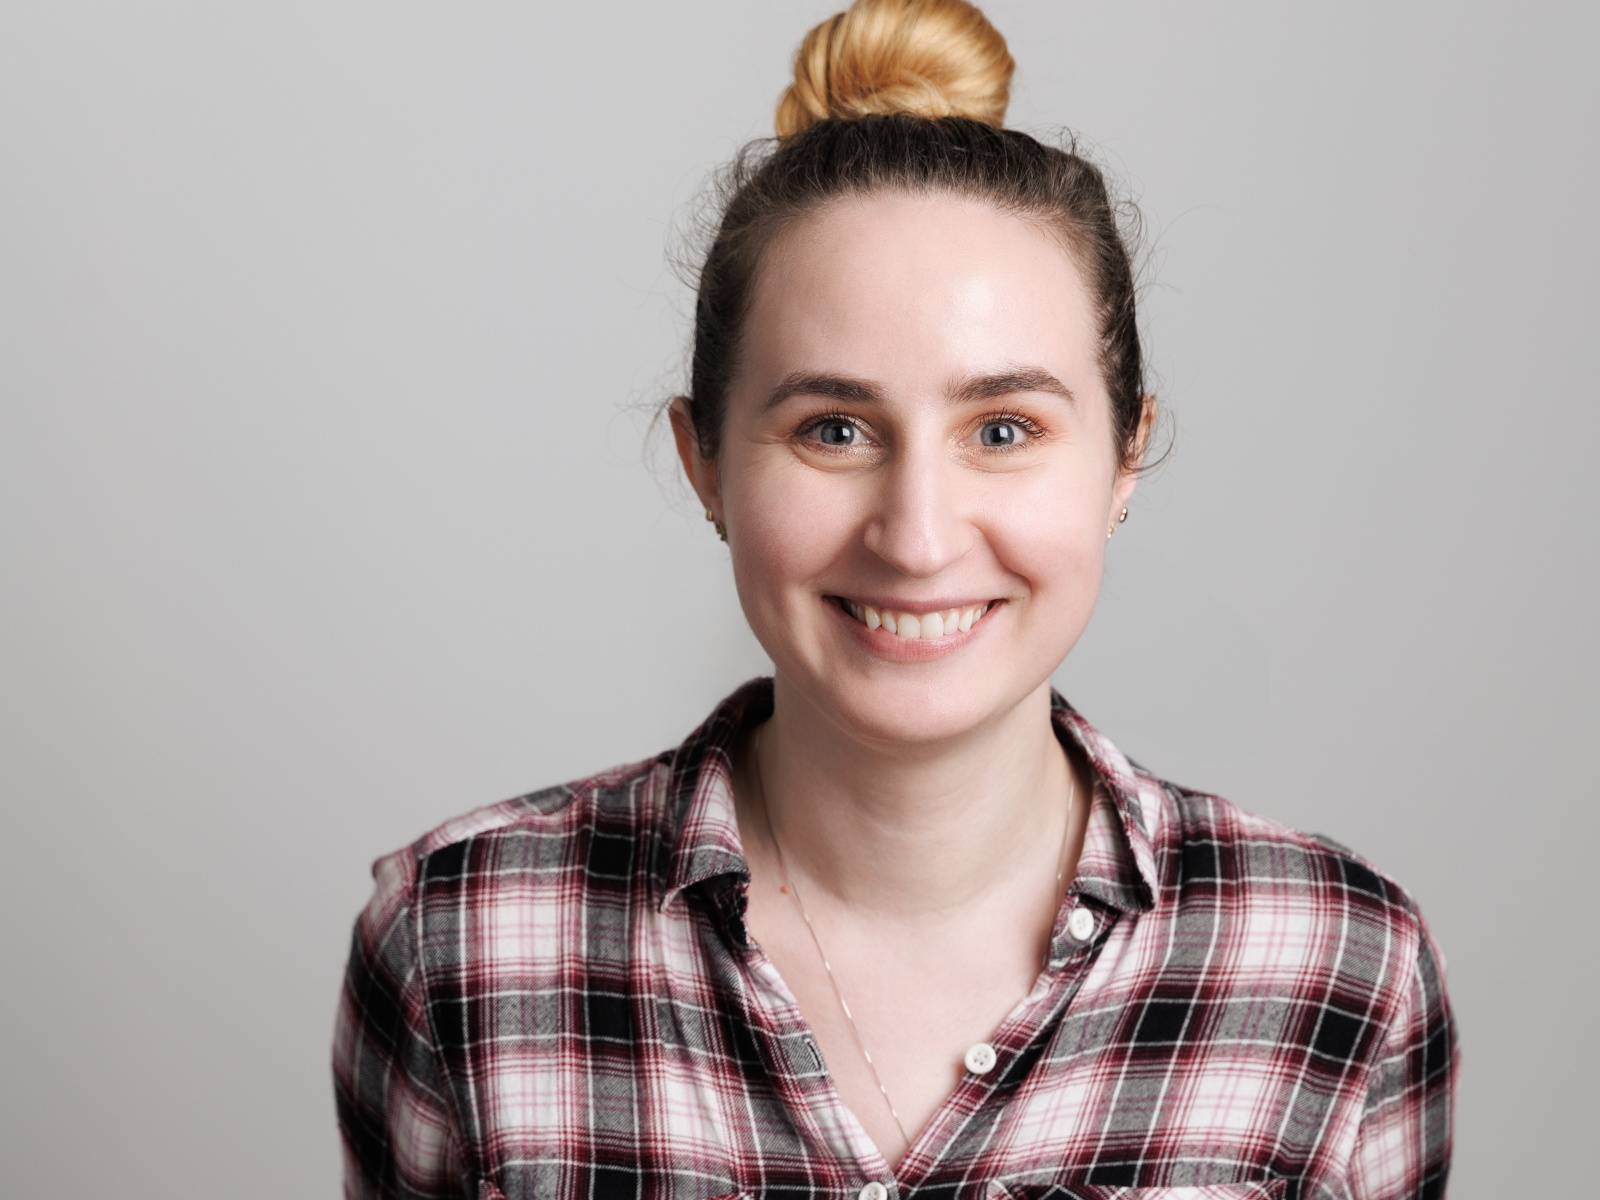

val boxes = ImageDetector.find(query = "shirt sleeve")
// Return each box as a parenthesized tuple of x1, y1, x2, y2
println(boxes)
(333, 849, 468, 1200)
(1346, 907, 1458, 1200)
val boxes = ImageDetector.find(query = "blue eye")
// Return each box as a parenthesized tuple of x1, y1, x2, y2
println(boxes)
(816, 420, 858, 446)
(979, 421, 1023, 447)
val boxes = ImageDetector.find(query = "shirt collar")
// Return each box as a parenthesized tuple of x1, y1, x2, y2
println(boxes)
(657, 678, 770, 912)
(656, 678, 1161, 917)
(1049, 690, 1161, 914)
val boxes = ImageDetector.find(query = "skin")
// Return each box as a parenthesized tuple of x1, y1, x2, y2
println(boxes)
(670, 191, 1150, 1169)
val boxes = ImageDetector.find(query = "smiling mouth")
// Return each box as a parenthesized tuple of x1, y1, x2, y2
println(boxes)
(832, 597, 996, 641)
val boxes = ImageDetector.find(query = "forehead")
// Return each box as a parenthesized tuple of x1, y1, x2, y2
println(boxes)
(744, 191, 1099, 390)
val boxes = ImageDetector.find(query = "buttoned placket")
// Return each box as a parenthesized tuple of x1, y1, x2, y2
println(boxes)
(719, 872, 1119, 1200)
(886, 894, 1115, 1187)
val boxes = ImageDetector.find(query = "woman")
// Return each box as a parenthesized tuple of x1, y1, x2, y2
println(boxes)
(334, 3, 1456, 1197)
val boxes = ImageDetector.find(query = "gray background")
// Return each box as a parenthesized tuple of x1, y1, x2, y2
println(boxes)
(1, 2, 1593, 1194)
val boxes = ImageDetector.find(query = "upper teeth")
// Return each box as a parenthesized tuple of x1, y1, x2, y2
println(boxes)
(843, 601, 992, 639)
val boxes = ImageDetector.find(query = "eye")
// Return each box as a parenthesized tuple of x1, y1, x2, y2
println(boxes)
(812, 419, 860, 447)
(978, 420, 1026, 447)
(795, 410, 876, 458)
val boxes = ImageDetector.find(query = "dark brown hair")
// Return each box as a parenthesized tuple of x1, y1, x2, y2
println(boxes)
(683, 113, 1152, 473)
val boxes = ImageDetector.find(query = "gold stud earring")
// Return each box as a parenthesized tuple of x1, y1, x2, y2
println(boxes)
(1119, 507, 1129, 524)
(705, 508, 727, 542)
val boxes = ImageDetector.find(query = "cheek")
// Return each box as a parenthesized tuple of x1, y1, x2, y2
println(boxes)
(720, 453, 845, 615)
(986, 463, 1109, 611)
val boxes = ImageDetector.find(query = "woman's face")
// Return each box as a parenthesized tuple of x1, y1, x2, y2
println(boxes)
(678, 192, 1141, 747)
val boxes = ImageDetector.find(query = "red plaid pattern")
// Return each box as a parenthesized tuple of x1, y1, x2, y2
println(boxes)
(334, 680, 1455, 1200)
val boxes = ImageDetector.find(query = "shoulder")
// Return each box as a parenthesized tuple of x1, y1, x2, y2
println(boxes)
(354, 751, 674, 938)
(1139, 772, 1434, 982)
(1156, 774, 1419, 905)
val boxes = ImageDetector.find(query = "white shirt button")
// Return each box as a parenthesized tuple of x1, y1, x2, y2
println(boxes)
(859, 1183, 889, 1200)
(1067, 905, 1097, 942)
(964, 1041, 998, 1074)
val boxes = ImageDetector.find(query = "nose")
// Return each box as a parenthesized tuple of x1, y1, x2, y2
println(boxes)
(861, 440, 976, 578)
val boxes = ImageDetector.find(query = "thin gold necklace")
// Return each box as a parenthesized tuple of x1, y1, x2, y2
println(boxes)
(750, 724, 1077, 1156)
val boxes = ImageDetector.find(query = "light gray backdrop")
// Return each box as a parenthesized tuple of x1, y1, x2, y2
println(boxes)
(1, 2, 1593, 1195)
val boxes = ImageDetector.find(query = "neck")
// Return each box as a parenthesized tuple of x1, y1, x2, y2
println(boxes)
(745, 673, 1081, 924)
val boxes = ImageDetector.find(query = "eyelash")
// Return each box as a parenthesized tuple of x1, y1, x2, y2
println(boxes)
(978, 410, 1048, 440)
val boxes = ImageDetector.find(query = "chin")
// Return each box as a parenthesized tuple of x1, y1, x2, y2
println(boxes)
(849, 680, 1021, 746)
(780, 650, 1056, 749)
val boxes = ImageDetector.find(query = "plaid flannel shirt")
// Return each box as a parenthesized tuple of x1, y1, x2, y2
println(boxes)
(334, 679, 1456, 1200)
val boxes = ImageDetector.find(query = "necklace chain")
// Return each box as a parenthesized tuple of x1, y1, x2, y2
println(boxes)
(750, 724, 1077, 1157)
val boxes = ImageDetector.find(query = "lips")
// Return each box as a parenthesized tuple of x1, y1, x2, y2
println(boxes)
(836, 599, 994, 641)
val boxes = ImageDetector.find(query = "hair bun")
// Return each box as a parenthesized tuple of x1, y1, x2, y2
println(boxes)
(775, 0, 1014, 138)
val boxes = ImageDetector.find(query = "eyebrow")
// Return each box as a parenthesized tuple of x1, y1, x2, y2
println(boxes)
(951, 368, 1075, 406)
(763, 368, 1074, 410)
(764, 373, 884, 409)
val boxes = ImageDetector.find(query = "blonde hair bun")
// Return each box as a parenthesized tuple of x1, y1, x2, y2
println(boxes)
(775, 0, 1014, 138)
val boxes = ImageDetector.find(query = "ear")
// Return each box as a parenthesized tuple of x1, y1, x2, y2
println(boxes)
(1110, 394, 1157, 512)
(669, 398, 721, 517)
